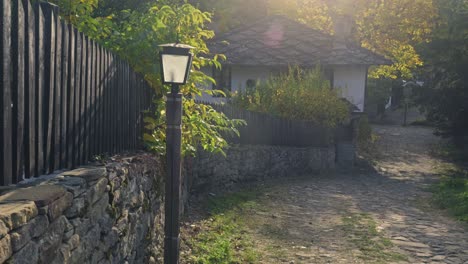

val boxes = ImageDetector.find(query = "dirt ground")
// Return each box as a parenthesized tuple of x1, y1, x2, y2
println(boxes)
(183, 125, 468, 263)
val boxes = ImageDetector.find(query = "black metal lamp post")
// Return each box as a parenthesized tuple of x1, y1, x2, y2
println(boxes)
(159, 43, 194, 264)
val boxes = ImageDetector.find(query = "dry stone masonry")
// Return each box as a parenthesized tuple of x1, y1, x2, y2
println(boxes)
(0, 153, 164, 264)
(187, 145, 336, 192)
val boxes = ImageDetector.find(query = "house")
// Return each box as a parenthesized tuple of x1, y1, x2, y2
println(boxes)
(199, 16, 391, 112)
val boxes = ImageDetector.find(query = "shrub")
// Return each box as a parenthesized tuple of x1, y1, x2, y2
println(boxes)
(231, 66, 349, 128)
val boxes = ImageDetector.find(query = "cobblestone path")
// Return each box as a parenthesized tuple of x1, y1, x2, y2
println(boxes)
(246, 125, 468, 263)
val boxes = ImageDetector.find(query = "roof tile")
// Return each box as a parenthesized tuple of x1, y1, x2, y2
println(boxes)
(209, 16, 391, 66)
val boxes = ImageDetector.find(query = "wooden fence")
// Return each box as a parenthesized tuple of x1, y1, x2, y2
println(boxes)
(205, 102, 334, 147)
(1, 0, 152, 185)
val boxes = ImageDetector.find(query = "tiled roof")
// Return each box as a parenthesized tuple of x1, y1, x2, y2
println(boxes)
(208, 16, 392, 66)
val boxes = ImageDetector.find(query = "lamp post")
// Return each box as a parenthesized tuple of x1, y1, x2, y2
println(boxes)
(159, 43, 194, 264)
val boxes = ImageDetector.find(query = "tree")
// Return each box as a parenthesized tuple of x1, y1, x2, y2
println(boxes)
(354, 0, 437, 79)
(50, 0, 245, 156)
(416, 0, 468, 149)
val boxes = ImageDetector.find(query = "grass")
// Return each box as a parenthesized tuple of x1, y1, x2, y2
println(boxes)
(429, 141, 468, 223)
(185, 190, 262, 264)
(432, 163, 468, 223)
(341, 213, 407, 263)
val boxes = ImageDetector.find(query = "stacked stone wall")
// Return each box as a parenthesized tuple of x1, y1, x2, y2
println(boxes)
(0, 153, 164, 264)
(187, 145, 336, 192)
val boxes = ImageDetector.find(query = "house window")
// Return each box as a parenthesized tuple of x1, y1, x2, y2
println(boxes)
(212, 65, 231, 97)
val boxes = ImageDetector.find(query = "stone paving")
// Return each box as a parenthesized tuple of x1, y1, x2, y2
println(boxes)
(246, 125, 468, 263)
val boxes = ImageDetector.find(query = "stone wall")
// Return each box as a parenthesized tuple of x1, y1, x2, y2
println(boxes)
(186, 144, 335, 192)
(0, 153, 164, 264)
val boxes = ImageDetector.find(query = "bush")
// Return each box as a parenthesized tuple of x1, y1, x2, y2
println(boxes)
(231, 66, 349, 128)
(354, 115, 379, 155)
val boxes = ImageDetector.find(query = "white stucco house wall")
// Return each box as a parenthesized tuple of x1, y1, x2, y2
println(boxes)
(199, 16, 391, 112)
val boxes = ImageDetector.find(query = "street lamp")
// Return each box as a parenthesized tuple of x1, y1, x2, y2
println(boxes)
(159, 43, 194, 264)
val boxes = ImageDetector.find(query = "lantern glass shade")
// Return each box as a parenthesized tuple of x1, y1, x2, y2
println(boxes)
(161, 54, 191, 84)
(159, 43, 194, 85)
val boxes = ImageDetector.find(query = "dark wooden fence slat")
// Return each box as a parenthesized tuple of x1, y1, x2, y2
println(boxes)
(117, 57, 122, 152)
(127, 65, 132, 148)
(122, 62, 127, 149)
(127, 64, 131, 149)
(60, 21, 68, 168)
(105, 50, 111, 153)
(135, 73, 140, 148)
(79, 35, 87, 164)
(130, 71, 135, 149)
(67, 25, 75, 169)
(115, 59, 121, 152)
(110, 54, 116, 153)
(103, 51, 109, 153)
(34, 2, 45, 175)
(116, 57, 120, 150)
(135, 76, 141, 148)
(1, 0, 13, 185)
(89, 40, 96, 157)
(23, 0, 35, 179)
(118, 59, 123, 151)
(12, 0, 26, 182)
(102, 48, 107, 152)
(122, 60, 127, 150)
(73, 29, 81, 167)
(53, 7, 61, 171)
(84, 36, 91, 162)
(97, 46, 103, 154)
(101, 50, 107, 153)
(132, 74, 141, 148)
(40, 2, 56, 173)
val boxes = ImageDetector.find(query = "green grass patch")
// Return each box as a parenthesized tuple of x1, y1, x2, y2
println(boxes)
(432, 166, 468, 222)
(342, 213, 407, 263)
(187, 191, 262, 264)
